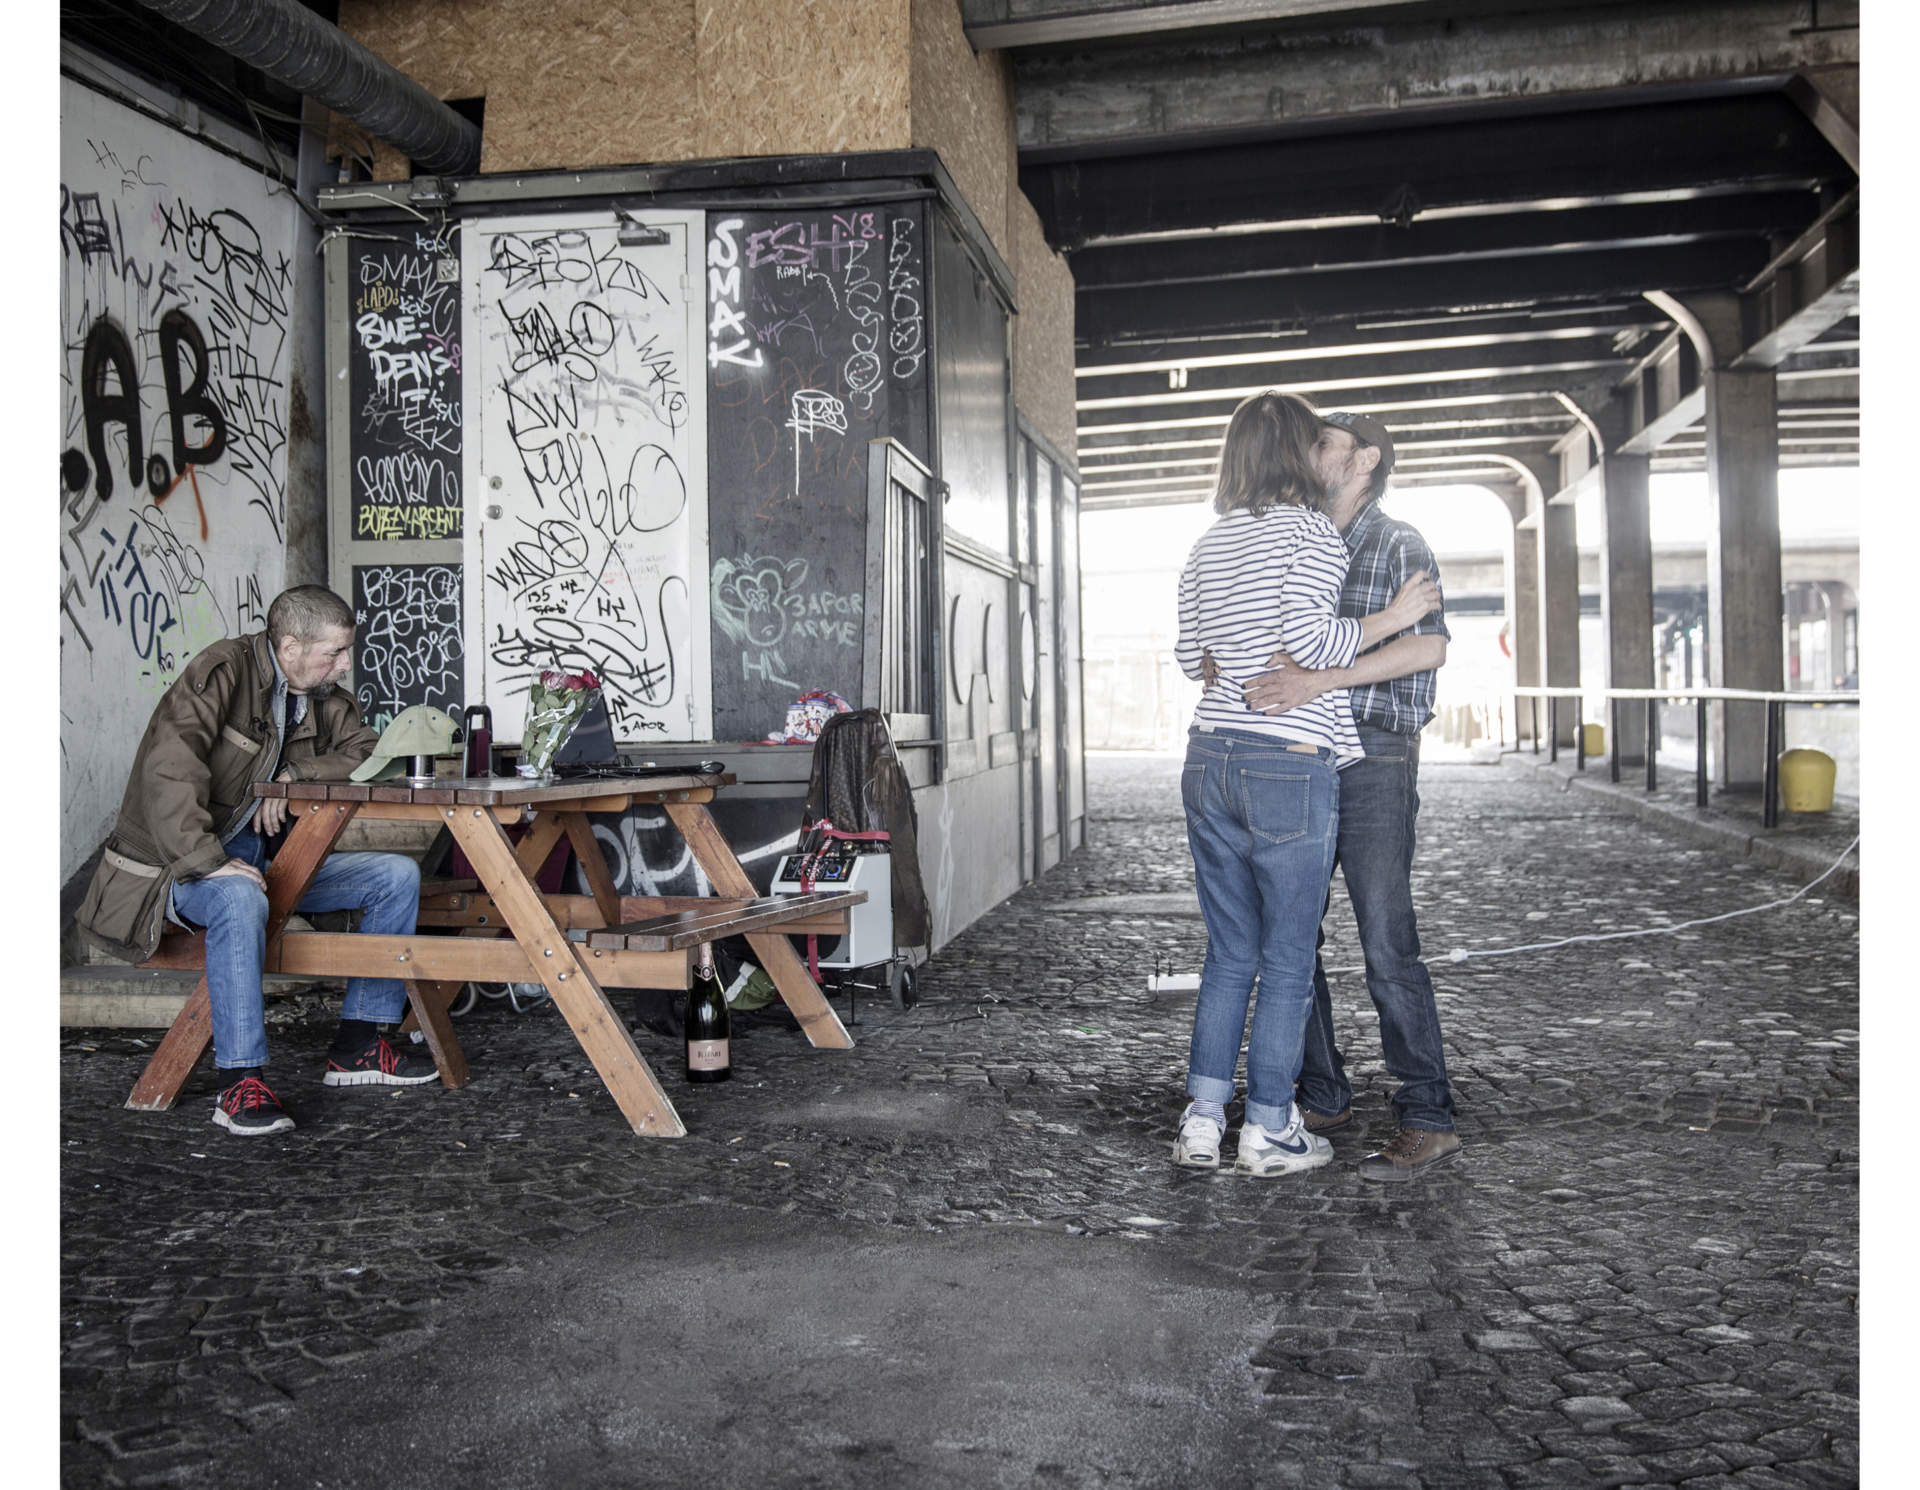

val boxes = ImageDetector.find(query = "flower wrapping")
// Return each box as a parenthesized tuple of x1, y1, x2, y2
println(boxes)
(519, 668, 602, 777)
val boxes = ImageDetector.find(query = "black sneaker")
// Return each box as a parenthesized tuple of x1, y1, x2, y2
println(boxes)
(213, 1074, 295, 1136)
(323, 1034, 440, 1088)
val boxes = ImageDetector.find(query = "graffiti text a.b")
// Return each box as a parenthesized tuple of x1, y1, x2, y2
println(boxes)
(64, 310, 230, 501)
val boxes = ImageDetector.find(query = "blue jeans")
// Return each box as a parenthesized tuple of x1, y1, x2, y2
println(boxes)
(171, 827, 422, 1071)
(1180, 729, 1342, 1131)
(1297, 724, 1456, 1131)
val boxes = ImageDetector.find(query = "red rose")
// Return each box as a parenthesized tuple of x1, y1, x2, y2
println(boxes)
(580, 670, 600, 690)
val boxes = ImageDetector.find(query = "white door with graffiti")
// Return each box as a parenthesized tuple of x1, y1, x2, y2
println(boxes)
(463, 212, 710, 744)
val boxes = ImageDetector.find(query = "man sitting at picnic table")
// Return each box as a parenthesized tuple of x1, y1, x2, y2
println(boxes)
(77, 585, 435, 1136)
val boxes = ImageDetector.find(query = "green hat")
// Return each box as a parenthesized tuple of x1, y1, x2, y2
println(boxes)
(350, 705, 464, 782)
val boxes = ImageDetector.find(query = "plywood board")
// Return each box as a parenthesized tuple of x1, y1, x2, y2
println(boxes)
(910, 0, 1014, 258)
(695, 0, 911, 159)
(338, 0, 701, 176)
(1011, 189, 1077, 461)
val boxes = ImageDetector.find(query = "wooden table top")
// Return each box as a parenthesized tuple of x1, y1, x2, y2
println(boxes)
(254, 771, 736, 806)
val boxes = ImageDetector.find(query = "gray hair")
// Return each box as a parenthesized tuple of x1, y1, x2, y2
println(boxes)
(266, 586, 354, 646)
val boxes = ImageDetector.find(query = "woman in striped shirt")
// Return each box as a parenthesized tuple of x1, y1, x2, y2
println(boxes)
(1172, 391, 1438, 1176)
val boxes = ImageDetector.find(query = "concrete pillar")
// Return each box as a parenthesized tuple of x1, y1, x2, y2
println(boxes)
(1598, 451, 1654, 763)
(1521, 452, 1580, 748)
(1506, 501, 1542, 744)
(1704, 368, 1784, 788)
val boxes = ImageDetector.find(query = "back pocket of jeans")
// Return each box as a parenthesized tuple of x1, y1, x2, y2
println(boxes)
(1239, 769, 1311, 845)
(1180, 762, 1206, 812)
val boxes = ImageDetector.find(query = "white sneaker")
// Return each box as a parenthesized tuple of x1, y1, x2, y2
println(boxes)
(1234, 1106, 1334, 1177)
(1172, 1107, 1224, 1169)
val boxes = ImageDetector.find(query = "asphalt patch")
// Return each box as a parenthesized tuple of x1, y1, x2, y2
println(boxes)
(230, 1204, 1270, 1489)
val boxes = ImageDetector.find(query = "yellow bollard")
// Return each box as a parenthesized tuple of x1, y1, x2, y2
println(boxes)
(1777, 749, 1837, 812)
(1581, 722, 1605, 758)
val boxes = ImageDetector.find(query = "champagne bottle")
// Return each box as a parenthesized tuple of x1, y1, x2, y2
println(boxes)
(684, 941, 731, 1083)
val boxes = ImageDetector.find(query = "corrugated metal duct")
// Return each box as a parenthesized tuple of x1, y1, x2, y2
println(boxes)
(129, 0, 482, 177)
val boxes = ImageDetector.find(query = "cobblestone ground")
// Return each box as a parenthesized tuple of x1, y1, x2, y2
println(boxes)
(60, 759, 1859, 1488)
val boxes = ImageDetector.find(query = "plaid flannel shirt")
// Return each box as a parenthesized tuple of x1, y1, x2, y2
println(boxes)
(1336, 501, 1450, 734)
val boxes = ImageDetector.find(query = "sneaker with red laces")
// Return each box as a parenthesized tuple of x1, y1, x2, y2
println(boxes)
(323, 1033, 440, 1088)
(213, 1073, 295, 1136)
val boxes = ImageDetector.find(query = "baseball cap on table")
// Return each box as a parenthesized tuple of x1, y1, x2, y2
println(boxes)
(1322, 410, 1396, 475)
(349, 705, 464, 782)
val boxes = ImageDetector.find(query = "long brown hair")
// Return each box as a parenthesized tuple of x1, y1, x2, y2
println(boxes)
(1212, 390, 1328, 516)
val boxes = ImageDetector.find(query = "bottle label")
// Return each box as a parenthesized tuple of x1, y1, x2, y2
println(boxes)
(687, 1039, 729, 1071)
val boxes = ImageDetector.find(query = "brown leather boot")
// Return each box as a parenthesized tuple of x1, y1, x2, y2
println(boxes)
(1357, 1127, 1461, 1182)
(1303, 1107, 1353, 1135)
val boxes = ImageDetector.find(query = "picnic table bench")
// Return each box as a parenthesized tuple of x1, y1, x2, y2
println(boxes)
(124, 771, 864, 1137)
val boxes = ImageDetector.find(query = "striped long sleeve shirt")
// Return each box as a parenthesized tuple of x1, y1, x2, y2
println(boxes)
(1176, 507, 1366, 762)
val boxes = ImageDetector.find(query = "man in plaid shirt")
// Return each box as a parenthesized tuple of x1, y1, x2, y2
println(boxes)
(1242, 410, 1461, 1180)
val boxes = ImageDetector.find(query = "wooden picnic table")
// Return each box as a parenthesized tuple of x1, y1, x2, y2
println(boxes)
(124, 771, 864, 1137)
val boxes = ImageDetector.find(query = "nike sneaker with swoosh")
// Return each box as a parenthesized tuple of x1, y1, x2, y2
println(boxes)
(1234, 1105, 1334, 1177)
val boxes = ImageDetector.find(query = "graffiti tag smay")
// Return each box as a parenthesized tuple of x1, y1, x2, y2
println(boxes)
(482, 225, 695, 732)
(59, 153, 293, 681)
(707, 217, 763, 371)
(354, 564, 462, 730)
(710, 553, 864, 687)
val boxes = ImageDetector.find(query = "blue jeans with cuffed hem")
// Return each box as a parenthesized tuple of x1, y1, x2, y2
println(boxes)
(171, 827, 422, 1071)
(1295, 723, 1456, 1132)
(1180, 729, 1343, 1132)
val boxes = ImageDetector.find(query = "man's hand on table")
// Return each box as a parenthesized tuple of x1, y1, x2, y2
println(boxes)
(1244, 651, 1332, 715)
(254, 770, 296, 836)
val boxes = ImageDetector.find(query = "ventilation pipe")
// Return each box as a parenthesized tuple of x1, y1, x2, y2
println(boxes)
(129, 0, 482, 177)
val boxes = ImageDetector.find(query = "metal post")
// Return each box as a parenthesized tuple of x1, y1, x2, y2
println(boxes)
(1763, 699, 1782, 829)
(1645, 695, 1658, 792)
(1608, 698, 1621, 784)
(1695, 697, 1709, 808)
(1530, 696, 1540, 755)
(1575, 701, 1586, 771)
(1548, 697, 1559, 763)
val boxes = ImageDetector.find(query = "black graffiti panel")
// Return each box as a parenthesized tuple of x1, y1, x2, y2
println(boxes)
(348, 234, 463, 541)
(352, 563, 463, 731)
(705, 205, 929, 739)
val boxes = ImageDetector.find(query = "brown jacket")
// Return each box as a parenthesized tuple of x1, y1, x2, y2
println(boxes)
(75, 631, 379, 962)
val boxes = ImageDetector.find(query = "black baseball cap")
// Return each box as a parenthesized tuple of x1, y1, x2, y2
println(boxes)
(1321, 410, 1396, 476)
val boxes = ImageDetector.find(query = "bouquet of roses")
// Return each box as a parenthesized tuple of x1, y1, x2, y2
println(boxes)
(518, 667, 602, 778)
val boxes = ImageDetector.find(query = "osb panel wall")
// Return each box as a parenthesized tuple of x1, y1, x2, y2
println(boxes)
(695, 0, 910, 158)
(338, 0, 701, 177)
(1010, 189, 1077, 462)
(910, 0, 1013, 256)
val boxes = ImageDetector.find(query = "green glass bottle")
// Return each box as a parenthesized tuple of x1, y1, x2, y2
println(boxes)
(684, 941, 731, 1083)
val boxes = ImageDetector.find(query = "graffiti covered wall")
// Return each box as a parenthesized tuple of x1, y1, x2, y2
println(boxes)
(60, 81, 301, 880)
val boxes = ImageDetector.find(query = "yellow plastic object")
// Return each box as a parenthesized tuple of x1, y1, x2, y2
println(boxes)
(1581, 723, 1605, 757)
(1778, 748, 1837, 813)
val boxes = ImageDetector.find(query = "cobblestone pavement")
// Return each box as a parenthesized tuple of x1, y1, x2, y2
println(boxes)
(60, 758, 1859, 1488)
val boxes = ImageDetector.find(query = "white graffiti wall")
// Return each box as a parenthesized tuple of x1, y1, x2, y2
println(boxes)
(59, 81, 300, 880)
